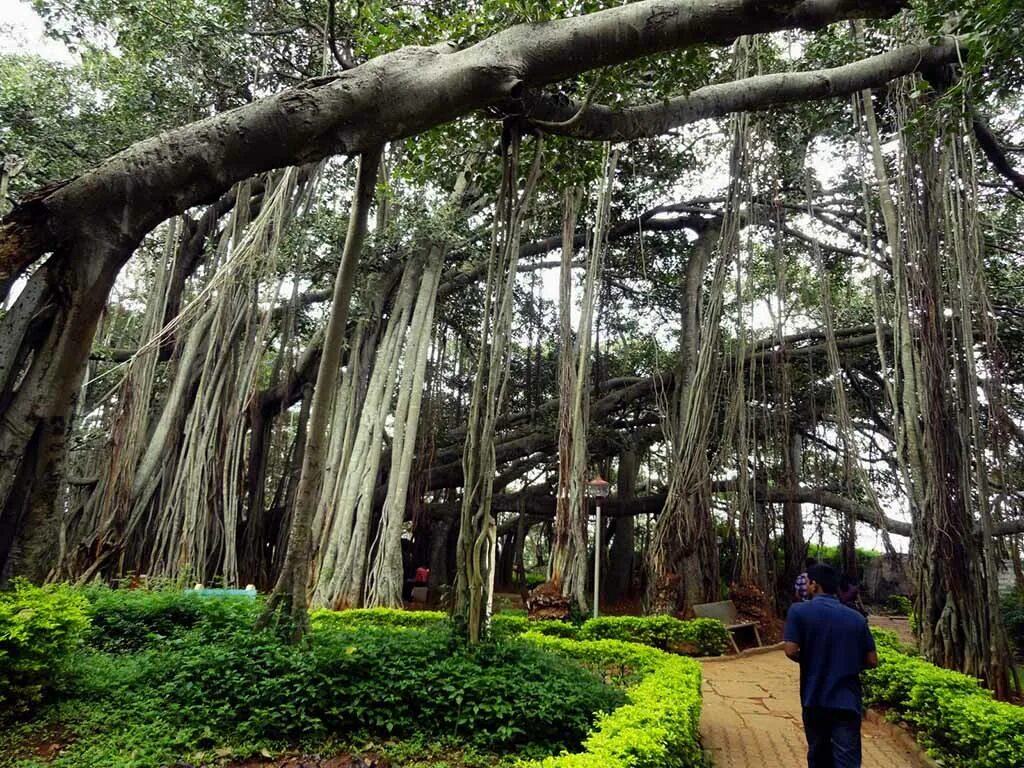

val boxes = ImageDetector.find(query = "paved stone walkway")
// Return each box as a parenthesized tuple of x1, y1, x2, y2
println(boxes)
(700, 649, 929, 768)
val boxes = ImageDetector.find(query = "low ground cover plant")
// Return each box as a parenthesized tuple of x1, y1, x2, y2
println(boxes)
(3, 588, 712, 767)
(0, 580, 89, 718)
(864, 628, 1024, 768)
(2, 588, 626, 767)
(83, 584, 254, 651)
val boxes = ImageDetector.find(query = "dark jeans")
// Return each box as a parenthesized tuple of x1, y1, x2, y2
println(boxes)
(801, 707, 862, 768)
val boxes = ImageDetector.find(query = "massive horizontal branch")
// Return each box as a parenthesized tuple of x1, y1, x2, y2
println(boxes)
(972, 112, 1024, 196)
(524, 38, 959, 141)
(433, 484, 1024, 540)
(747, 331, 886, 364)
(426, 483, 912, 536)
(1, 0, 909, 280)
(747, 485, 910, 537)
(423, 323, 888, 489)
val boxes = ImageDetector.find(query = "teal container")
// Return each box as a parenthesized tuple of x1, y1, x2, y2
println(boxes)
(193, 587, 257, 600)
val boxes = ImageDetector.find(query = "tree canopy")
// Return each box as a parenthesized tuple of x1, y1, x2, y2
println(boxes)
(1, 0, 1023, 691)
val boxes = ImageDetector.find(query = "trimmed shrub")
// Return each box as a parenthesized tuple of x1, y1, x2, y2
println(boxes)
(869, 627, 909, 653)
(0, 580, 90, 717)
(864, 629, 1024, 768)
(309, 606, 446, 631)
(311, 608, 579, 640)
(491, 615, 579, 641)
(483, 613, 527, 640)
(885, 594, 912, 616)
(519, 634, 704, 768)
(578, 615, 729, 656)
(314, 608, 722, 653)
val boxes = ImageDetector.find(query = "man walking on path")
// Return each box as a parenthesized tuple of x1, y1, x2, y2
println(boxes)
(784, 563, 878, 768)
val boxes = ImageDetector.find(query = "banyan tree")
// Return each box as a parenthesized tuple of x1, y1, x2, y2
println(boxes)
(2, 0, 1024, 689)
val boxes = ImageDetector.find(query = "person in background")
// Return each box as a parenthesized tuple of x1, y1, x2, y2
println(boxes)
(838, 574, 866, 616)
(784, 563, 878, 768)
(794, 557, 817, 602)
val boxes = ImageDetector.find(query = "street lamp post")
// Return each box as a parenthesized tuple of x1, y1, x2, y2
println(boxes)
(588, 475, 611, 619)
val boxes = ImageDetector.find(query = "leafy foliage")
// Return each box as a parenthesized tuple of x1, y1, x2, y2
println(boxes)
(885, 594, 913, 616)
(1001, 587, 1024, 652)
(82, 585, 256, 651)
(806, 543, 880, 570)
(491, 615, 579, 640)
(309, 607, 727, 655)
(0, 580, 89, 719)
(578, 615, 729, 656)
(310, 606, 448, 631)
(132, 622, 621, 751)
(864, 628, 1024, 768)
(6, 589, 626, 765)
(519, 634, 704, 768)
(0, 53, 127, 195)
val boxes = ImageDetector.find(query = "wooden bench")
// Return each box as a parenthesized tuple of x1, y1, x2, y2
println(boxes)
(693, 600, 762, 654)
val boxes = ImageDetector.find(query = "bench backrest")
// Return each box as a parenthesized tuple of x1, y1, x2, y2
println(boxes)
(692, 600, 739, 623)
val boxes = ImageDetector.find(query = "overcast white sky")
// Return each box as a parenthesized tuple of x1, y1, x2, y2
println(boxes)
(0, 0, 76, 61)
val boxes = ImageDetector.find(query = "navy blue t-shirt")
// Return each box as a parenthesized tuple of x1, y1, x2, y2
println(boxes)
(783, 595, 876, 713)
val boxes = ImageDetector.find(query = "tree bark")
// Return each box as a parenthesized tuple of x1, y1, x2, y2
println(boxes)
(0, 243, 122, 581)
(524, 39, 958, 141)
(781, 428, 806, 606)
(258, 147, 381, 638)
(605, 447, 638, 605)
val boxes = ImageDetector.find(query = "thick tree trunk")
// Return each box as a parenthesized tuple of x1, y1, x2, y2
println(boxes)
(548, 187, 588, 613)
(1010, 536, 1024, 593)
(365, 245, 444, 608)
(605, 447, 637, 606)
(647, 221, 722, 615)
(496, 532, 516, 591)
(0, 243, 121, 581)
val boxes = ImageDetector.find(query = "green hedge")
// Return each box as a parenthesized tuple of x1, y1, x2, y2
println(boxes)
(518, 634, 704, 768)
(885, 595, 912, 616)
(491, 614, 580, 640)
(578, 615, 729, 656)
(0, 580, 90, 718)
(309, 606, 446, 631)
(311, 608, 727, 656)
(864, 629, 1024, 768)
